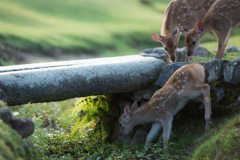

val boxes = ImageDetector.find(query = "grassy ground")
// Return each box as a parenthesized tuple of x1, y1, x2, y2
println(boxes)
(0, 0, 169, 55)
(13, 88, 240, 159)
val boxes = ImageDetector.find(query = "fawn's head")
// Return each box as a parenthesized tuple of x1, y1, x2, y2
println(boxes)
(178, 23, 203, 57)
(151, 29, 179, 62)
(119, 101, 138, 137)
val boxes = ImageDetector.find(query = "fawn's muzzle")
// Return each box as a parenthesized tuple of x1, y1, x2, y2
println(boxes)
(170, 56, 175, 62)
(187, 51, 192, 56)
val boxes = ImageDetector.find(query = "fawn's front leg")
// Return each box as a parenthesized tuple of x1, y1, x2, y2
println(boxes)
(145, 122, 162, 147)
(162, 112, 173, 149)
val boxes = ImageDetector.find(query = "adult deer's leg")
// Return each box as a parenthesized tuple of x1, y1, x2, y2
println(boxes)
(215, 28, 231, 59)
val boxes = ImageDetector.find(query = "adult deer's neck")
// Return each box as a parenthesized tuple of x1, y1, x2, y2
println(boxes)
(161, 19, 177, 36)
(161, 1, 176, 36)
(199, 13, 213, 38)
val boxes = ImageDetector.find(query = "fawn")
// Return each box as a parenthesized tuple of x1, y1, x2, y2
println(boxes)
(119, 63, 212, 149)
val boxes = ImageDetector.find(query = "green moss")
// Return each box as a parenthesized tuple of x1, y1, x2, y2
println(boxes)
(146, 80, 154, 85)
(71, 95, 113, 143)
(210, 88, 217, 104)
(0, 120, 25, 160)
(157, 68, 163, 78)
(211, 82, 218, 87)
(232, 89, 240, 100)
(192, 114, 240, 160)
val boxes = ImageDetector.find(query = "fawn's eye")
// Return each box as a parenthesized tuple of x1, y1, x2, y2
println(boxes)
(164, 47, 168, 51)
(119, 123, 122, 127)
(193, 41, 196, 45)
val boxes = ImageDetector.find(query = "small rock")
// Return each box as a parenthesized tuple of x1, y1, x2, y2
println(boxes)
(192, 46, 211, 57)
(237, 95, 240, 103)
(156, 62, 190, 87)
(119, 126, 137, 144)
(211, 85, 225, 102)
(176, 47, 187, 62)
(177, 46, 211, 59)
(9, 118, 35, 138)
(223, 59, 240, 85)
(139, 48, 171, 64)
(0, 107, 14, 124)
(130, 126, 148, 146)
(118, 101, 133, 114)
(23, 137, 34, 149)
(0, 89, 7, 103)
(140, 46, 210, 63)
(203, 59, 229, 83)
(198, 103, 205, 110)
(225, 46, 240, 53)
(130, 85, 159, 101)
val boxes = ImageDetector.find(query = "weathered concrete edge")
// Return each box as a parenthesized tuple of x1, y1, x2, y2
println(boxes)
(0, 55, 166, 106)
(0, 55, 149, 73)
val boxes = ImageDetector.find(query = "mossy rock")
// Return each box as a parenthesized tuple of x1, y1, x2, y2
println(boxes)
(0, 120, 25, 160)
(192, 114, 240, 160)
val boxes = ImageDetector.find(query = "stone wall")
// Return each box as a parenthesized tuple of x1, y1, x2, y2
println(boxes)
(110, 47, 240, 145)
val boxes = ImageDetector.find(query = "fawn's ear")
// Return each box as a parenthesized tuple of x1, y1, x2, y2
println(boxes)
(150, 33, 163, 42)
(124, 105, 131, 116)
(177, 25, 187, 34)
(196, 23, 203, 34)
(131, 101, 138, 111)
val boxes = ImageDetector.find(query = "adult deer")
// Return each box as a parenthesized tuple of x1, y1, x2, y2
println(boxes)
(179, 0, 240, 59)
(119, 63, 212, 149)
(151, 0, 216, 62)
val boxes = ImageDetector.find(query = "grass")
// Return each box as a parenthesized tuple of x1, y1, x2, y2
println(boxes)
(0, 0, 170, 53)
(1, 0, 240, 59)
(11, 94, 240, 159)
(192, 115, 240, 160)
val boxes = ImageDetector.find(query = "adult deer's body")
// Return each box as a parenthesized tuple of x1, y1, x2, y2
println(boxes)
(151, 0, 216, 62)
(119, 63, 212, 149)
(181, 0, 240, 59)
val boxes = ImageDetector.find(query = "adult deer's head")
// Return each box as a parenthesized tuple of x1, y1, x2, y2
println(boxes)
(151, 28, 179, 62)
(179, 23, 203, 57)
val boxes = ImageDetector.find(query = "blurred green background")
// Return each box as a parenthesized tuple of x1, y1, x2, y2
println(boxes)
(0, 0, 240, 64)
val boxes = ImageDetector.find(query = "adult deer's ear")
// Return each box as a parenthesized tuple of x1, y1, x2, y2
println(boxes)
(196, 23, 203, 34)
(150, 33, 164, 42)
(177, 25, 187, 34)
(131, 101, 138, 111)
